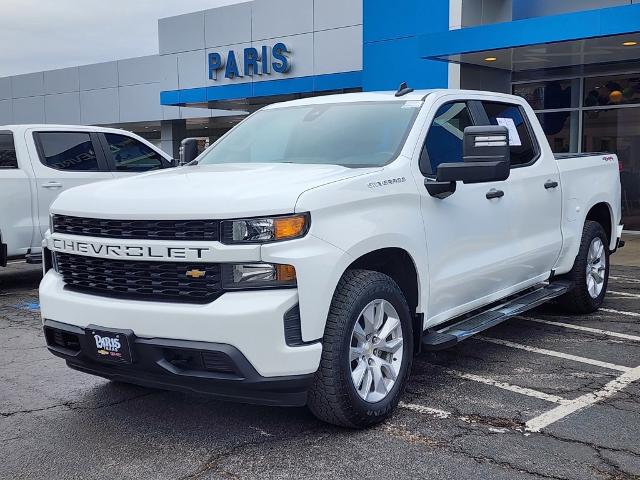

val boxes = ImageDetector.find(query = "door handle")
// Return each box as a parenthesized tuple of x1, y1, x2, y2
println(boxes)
(486, 188, 504, 200)
(42, 181, 63, 189)
(544, 180, 559, 189)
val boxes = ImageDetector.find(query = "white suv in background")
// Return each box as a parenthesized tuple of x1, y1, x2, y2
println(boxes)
(0, 125, 173, 266)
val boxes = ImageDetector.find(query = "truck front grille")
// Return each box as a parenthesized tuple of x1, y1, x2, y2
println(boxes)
(55, 253, 223, 304)
(52, 215, 220, 241)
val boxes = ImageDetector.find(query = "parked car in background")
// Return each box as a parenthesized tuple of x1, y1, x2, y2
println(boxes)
(0, 125, 173, 266)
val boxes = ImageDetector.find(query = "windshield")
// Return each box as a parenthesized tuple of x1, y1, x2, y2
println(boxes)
(197, 101, 422, 168)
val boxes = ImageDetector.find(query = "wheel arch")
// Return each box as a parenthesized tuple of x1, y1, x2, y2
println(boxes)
(585, 202, 615, 250)
(344, 247, 423, 353)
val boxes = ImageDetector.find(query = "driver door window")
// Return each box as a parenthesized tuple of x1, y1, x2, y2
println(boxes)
(420, 102, 474, 176)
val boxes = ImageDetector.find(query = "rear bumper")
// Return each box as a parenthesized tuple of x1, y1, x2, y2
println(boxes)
(44, 319, 313, 407)
(612, 224, 625, 254)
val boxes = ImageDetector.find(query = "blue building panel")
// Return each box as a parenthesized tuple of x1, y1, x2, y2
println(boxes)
(160, 71, 364, 106)
(420, 3, 640, 58)
(362, 0, 449, 91)
(252, 76, 314, 98)
(363, 37, 448, 92)
(313, 71, 362, 92)
(363, 0, 449, 43)
(207, 83, 252, 102)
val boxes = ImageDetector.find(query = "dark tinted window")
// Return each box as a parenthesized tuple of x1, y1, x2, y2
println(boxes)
(104, 134, 164, 172)
(482, 102, 537, 167)
(38, 132, 99, 171)
(422, 102, 473, 175)
(0, 133, 17, 168)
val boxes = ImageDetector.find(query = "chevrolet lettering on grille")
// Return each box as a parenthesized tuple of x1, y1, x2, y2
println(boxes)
(49, 236, 215, 262)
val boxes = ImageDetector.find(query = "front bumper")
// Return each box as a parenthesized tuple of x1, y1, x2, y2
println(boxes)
(39, 271, 322, 379)
(44, 320, 313, 406)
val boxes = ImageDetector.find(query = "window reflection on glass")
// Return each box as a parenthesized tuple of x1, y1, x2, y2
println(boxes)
(104, 134, 164, 172)
(38, 132, 99, 171)
(583, 108, 640, 230)
(423, 102, 473, 175)
(513, 80, 576, 110)
(537, 111, 578, 153)
(584, 74, 640, 107)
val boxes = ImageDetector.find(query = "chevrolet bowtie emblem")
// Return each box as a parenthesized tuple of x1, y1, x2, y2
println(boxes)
(186, 269, 206, 279)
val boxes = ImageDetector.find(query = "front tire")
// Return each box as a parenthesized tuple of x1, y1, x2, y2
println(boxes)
(307, 269, 413, 428)
(556, 221, 610, 314)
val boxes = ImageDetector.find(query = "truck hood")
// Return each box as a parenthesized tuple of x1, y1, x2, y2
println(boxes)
(51, 163, 378, 219)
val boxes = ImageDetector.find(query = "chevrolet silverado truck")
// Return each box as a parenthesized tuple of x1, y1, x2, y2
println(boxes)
(40, 88, 623, 428)
(0, 125, 173, 267)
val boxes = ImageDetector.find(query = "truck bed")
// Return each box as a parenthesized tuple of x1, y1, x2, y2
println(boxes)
(552, 151, 621, 275)
(554, 152, 610, 160)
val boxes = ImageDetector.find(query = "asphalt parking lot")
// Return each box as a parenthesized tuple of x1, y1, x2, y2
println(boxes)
(1, 257, 639, 479)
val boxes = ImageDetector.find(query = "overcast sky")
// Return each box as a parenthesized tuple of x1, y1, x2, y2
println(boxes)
(0, 0, 244, 77)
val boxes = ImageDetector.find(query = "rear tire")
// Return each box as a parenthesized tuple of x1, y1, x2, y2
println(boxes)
(556, 221, 610, 314)
(307, 269, 413, 428)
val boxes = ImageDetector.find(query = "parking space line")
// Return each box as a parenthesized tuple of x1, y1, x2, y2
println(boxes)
(601, 308, 640, 318)
(399, 402, 452, 419)
(608, 290, 640, 299)
(609, 275, 640, 284)
(476, 336, 631, 372)
(447, 369, 569, 404)
(521, 317, 640, 342)
(525, 365, 640, 432)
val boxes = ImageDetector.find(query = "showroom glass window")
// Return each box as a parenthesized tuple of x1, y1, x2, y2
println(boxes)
(104, 134, 164, 172)
(513, 79, 580, 153)
(38, 132, 99, 171)
(514, 72, 640, 230)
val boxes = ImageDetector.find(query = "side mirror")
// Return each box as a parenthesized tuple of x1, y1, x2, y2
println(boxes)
(437, 126, 511, 184)
(179, 138, 199, 165)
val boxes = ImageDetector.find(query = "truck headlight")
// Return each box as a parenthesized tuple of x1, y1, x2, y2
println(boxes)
(222, 263, 296, 290)
(221, 213, 309, 244)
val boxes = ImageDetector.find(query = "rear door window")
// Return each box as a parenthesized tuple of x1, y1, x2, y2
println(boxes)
(102, 133, 165, 172)
(481, 102, 538, 167)
(36, 132, 102, 171)
(0, 132, 17, 168)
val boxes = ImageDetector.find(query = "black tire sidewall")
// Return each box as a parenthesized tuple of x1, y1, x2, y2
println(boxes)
(575, 222, 610, 310)
(337, 278, 413, 422)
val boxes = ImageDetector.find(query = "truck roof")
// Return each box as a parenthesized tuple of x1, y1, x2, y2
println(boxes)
(264, 89, 527, 109)
(0, 124, 136, 135)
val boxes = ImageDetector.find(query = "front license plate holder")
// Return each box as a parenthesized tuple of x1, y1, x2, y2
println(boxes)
(84, 325, 135, 364)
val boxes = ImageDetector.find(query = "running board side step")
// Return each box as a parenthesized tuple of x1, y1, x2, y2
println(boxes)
(422, 281, 572, 351)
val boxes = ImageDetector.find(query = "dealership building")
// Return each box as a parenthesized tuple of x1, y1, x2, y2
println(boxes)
(0, 0, 639, 229)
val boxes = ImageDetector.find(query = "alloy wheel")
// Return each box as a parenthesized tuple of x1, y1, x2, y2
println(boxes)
(349, 299, 404, 403)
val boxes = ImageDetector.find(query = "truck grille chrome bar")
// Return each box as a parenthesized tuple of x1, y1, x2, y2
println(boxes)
(52, 215, 220, 242)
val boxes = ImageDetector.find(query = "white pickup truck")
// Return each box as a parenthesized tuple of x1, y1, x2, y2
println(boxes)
(40, 89, 623, 428)
(0, 125, 173, 266)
